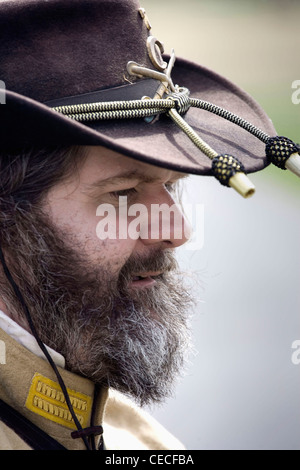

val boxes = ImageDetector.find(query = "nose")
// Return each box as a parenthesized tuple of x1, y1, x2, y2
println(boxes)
(139, 188, 192, 249)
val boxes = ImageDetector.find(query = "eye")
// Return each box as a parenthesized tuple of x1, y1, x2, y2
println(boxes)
(108, 187, 138, 199)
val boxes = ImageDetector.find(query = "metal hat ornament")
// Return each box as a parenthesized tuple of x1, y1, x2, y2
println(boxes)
(1, 0, 299, 199)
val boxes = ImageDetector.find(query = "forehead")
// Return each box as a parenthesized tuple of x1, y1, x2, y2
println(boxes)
(79, 146, 187, 185)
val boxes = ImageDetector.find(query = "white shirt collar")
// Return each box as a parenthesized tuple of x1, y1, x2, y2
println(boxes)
(0, 310, 65, 369)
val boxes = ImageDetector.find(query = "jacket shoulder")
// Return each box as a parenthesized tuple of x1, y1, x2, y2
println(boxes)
(0, 420, 32, 450)
(103, 390, 185, 451)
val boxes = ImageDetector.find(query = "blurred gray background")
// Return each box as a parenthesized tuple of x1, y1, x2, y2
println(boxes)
(142, 0, 300, 450)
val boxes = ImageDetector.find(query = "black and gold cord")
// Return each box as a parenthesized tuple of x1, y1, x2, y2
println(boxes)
(51, 87, 300, 198)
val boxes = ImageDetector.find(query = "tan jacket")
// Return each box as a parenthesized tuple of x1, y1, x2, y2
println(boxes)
(0, 328, 184, 450)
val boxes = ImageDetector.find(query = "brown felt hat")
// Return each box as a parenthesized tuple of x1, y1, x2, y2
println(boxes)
(0, 0, 299, 196)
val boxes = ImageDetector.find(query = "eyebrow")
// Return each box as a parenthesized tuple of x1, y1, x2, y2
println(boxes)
(82, 170, 188, 193)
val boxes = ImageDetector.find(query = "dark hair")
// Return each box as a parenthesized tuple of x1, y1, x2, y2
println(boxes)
(0, 145, 86, 229)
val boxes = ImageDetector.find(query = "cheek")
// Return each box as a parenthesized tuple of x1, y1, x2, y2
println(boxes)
(62, 206, 138, 275)
(45, 194, 138, 274)
(86, 238, 137, 276)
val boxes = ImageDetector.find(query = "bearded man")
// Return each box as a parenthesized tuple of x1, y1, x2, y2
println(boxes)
(0, 0, 299, 452)
(0, 145, 193, 450)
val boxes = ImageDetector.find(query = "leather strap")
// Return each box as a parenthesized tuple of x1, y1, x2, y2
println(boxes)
(0, 398, 66, 450)
(45, 78, 160, 108)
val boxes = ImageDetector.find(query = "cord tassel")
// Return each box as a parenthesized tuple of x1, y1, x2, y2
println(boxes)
(167, 108, 255, 197)
(265, 136, 300, 177)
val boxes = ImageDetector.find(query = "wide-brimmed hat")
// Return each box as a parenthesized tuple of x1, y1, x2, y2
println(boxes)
(0, 0, 299, 197)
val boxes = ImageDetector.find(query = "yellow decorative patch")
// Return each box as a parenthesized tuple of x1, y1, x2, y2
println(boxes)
(25, 373, 92, 430)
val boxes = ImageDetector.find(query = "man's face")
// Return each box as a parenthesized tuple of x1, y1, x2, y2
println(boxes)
(45, 146, 191, 278)
(5, 146, 194, 405)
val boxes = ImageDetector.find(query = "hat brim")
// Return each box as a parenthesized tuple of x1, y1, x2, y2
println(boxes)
(0, 57, 276, 175)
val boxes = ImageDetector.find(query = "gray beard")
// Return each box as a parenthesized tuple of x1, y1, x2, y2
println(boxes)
(0, 208, 194, 406)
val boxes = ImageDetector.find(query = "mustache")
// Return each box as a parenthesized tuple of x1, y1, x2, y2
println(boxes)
(118, 249, 178, 286)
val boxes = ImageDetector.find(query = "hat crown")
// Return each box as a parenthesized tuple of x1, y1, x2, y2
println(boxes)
(0, 0, 153, 102)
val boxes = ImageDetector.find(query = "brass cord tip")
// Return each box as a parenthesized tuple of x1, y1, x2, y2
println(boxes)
(211, 154, 255, 197)
(285, 152, 300, 178)
(229, 172, 256, 198)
